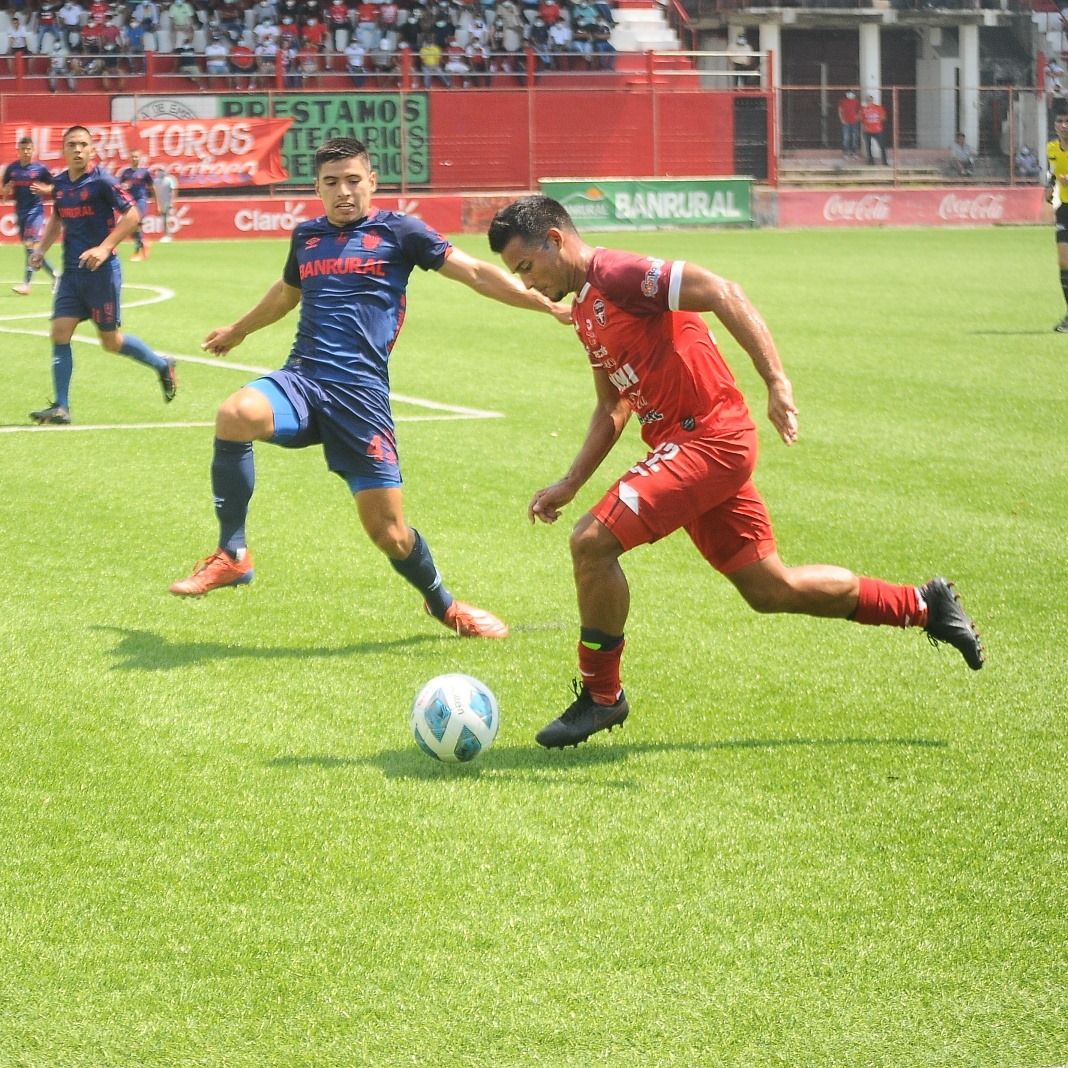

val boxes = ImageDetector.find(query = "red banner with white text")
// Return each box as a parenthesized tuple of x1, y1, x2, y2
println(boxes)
(777, 187, 1046, 228)
(0, 119, 292, 188)
(0, 195, 465, 242)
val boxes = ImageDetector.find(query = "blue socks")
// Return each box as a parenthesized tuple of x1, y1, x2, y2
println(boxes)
(390, 528, 452, 618)
(119, 334, 167, 372)
(52, 342, 73, 410)
(211, 438, 255, 557)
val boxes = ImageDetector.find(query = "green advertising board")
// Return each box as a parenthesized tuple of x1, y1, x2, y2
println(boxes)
(539, 178, 753, 229)
(219, 94, 428, 187)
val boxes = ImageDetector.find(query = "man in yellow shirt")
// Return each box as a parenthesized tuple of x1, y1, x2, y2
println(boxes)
(1045, 111, 1068, 331)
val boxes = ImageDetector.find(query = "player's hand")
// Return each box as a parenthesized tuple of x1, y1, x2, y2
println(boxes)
(549, 301, 572, 324)
(28, 250, 43, 270)
(528, 479, 576, 524)
(767, 378, 799, 446)
(78, 244, 109, 271)
(201, 326, 244, 356)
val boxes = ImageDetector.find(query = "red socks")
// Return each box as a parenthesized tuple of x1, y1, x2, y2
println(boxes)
(851, 577, 927, 629)
(577, 641, 625, 705)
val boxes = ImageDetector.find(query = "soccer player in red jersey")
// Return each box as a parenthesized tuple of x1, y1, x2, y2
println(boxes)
(488, 196, 984, 748)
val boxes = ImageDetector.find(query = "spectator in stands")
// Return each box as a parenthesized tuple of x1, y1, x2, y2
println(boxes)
(728, 32, 757, 87)
(167, 0, 197, 46)
(950, 131, 976, 178)
(174, 40, 204, 85)
(250, 0, 277, 26)
(837, 90, 861, 159)
(58, 0, 85, 51)
(538, 0, 561, 25)
(443, 37, 469, 84)
(466, 35, 489, 85)
(8, 14, 31, 67)
(38, 4, 63, 52)
(344, 34, 365, 83)
(591, 18, 614, 70)
(1015, 145, 1041, 180)
(126, 17, 150, 73)
(204, 29, 232, 81)
(254, 37, 277, 82)
(229, 38, 257, 86)
(217, 0, 245, 40)
(129, 0, 160, 34)
(547, 13, 570, 65)
(326, 0, 350, 50)
(861, 93, 889, 166)
(79, 13, 105, 74)
(301, 12, 328, 51)
(528, 15, 550, 70)
(48, 40, 77, 90)
(280, 29, 301, 85)
(100, 13, 124, 88)
(570, 18, 593, 68)
(419, 36, 448, 86)
(254, 13, 280, 47)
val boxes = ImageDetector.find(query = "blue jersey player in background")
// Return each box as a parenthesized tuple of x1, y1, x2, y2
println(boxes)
(170, 136, 569, 640)
(2, 136, 59, 296)
(28, 125, 177, 425)
(119, 148, 154, 261)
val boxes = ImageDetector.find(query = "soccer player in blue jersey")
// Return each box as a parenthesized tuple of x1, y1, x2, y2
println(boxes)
(27, 125, 177, 426)
(119, 148, 154, 261)
(170, 136, 568, 639)
(2, 137, 59, 296)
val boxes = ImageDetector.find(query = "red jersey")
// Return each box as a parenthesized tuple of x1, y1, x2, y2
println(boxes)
(572, 248, 754, 448)
(838, 95, 860, 124)
(861, 102, 885, 132)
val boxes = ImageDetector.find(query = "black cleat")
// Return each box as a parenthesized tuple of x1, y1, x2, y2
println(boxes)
(1054, 318, 1068, 334)
(922, 577, 984, 670)
(536, 680, 630, 749)
(29, 401, 70, 425)
(158, 357, 178, 402)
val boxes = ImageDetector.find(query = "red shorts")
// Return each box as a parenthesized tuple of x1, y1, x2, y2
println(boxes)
(590, 427, 776, 574)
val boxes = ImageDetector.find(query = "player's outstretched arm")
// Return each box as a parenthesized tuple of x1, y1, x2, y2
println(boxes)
(439, 246, 570, 321)
(529, 369, 630, 524)
(202, 278, 301, 356)
(677, 262, 799, 446)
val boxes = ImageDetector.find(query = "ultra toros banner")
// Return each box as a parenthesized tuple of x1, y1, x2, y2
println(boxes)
(0, 119, 292, 188)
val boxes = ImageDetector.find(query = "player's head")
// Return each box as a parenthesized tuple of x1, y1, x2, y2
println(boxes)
(62, 125, 95, 175)
(17, 136, 34, 165)
(1056, 111, 1068, 140)
(488, 195, 581, 302)
(313, 137, 377, 226)
(130, 149, 142, 166)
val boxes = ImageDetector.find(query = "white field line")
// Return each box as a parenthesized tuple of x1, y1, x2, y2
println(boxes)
(1, 282, 504, 428)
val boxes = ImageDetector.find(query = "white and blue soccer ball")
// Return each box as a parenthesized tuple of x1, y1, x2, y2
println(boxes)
(410, 673, 500, 764)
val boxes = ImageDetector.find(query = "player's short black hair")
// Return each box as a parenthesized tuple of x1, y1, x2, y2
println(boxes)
(314, 137, 372, 176)
(488, 195, 578, 253)
(62, 124, 92, 141)
(17, 136, 33, 147)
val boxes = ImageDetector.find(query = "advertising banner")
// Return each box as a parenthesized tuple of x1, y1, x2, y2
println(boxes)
(1, 194, 463, 242)
(0, 118, 292, 187)
(539, 178, 753, 229)
(777, 187, 1046, 228)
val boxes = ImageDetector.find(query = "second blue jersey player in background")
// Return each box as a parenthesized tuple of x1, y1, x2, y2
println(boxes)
(28, 125, 177, 425)
(119, 148, 154, 261)
(170, 136, 569, 639)
(2, 136, 59, 296)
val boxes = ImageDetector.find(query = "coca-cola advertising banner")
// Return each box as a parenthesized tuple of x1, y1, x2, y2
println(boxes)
(0, 119, 293, 188)
(1, 195, 464, 242)
(778, 187, 1046, 228)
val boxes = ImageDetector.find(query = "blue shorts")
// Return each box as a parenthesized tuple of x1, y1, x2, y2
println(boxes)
(247, 368, 402, 493)
(52, 259, 122, 331)
(19, 211, 44, 245)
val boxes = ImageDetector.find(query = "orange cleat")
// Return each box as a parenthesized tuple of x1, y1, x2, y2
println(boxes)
(170, 549, 254, 597)
(429, 599, 509, 639)
(130, 251, 145, 262)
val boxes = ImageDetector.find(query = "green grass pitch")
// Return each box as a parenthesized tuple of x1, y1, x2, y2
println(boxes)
(0, 225, 1064, 1067)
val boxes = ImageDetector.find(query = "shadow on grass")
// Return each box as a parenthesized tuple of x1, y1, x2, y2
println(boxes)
(267, 735, 947, 782)
(92, 625, 437, 669)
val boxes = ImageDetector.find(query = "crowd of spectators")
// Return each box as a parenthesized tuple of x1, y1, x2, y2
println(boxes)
(0, 0, 619, 89)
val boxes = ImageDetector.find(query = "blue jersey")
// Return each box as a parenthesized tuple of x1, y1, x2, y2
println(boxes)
(281, 209, 451, 388)
(3, 160, 53, 220)
(119, 165, 153, 207)
(52, 164, 135, 272)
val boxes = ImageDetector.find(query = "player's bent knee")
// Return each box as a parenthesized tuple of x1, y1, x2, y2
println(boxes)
(569, 514, 621, 564)
(216, 389, 273, 439)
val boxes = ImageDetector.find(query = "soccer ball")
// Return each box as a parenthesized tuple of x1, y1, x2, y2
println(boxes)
(410, 673, 500, 764)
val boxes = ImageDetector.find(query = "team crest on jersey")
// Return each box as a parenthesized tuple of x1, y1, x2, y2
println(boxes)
(593, 298, 606, 326)
(362, 230, 382, 250)
(305, 236, 321, 250)
(641, 258, 665, 298)
(80, 190, 89, 201)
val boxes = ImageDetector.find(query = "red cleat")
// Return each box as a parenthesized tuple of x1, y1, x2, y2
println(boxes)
(170, 549, 254, 597)
(428, 599, 509, 639)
